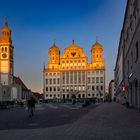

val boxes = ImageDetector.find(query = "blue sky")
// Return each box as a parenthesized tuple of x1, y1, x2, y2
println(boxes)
(0, 0, 127, 93)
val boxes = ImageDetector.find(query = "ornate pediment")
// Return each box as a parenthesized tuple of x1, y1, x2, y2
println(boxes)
(71, 52, 76, 57)
(61, 44, 87, 59)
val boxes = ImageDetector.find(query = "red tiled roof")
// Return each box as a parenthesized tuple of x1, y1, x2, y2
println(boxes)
(13, 76, 30, 91)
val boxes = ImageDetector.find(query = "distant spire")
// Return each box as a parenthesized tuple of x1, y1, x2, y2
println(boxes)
(53, 38, 56, 45)
(96, 36, 98, 42)
(4, 19, 8, 27)
(72, 40, 75, 45)
(43, 62, 45, 70)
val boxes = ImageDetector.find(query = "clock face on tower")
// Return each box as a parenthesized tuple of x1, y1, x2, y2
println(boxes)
(1, 53, 7, 59)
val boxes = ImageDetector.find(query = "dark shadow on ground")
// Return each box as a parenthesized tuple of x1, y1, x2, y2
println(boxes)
(0, 104, 99, 130)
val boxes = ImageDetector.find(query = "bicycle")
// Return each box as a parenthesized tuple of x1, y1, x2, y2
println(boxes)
(28, 107, 34, 118)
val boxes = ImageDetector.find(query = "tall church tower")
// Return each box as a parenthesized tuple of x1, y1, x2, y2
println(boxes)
(0, 20, 14, 85)
(48, 42, 60, 69)
(91, 38, 105, 68)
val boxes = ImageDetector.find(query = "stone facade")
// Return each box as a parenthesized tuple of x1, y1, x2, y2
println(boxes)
(115, 0, 140, 109)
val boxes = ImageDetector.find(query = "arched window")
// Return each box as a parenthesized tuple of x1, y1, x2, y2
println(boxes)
(2, 47, 4, 52)
(5, 47, 7, 52)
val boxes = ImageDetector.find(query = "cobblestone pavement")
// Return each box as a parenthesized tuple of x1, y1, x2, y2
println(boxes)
(0, 102, 140, 140)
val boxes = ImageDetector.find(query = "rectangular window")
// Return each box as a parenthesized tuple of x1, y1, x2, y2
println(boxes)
(62, 73, 65, 84)
(46, 79, 48, 84)
(57, 78, 60, 84)
(70, 72, 73, 84)
(53, 79, 56, 84)
(82, 72, 85, 83)
(88, 78, 90, 83)
(74, 72, 77, 83)
(96, 77, 99, 83)
(96, 86, 99, 90)
(62, 86, 65, 92)
(100, 70, 103, 74)
(78, 72, 81, 82)
(82, 86, 85, 91)
(50, 79, 52, 84)
(66, 86, 69, 91)
(66, 72, 69, 84)
(96, 70, 99, 75)
(92, 77, 95, 83)
(92, 86, 94, 91)
(100, 86, 103, 90)
(100, 77, 103, 83)
(46, 87, 48, 91)
(54, 87, 56, 91)
(57, 87, 60, 91)
(82, 94, 85, 98)
(50, 87, 52, 91)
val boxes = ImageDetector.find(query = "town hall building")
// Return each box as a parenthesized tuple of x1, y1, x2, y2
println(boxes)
(43, 40, 106, 100)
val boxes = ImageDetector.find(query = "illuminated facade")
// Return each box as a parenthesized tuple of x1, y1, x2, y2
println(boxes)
(0, 20, 14, 85)
(43, 40, 105, 100)
(0, 21, 32, 102)
(0, 20, 14, 101)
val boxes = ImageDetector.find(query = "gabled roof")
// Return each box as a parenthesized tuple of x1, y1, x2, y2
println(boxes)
(13, 76, 30, 91)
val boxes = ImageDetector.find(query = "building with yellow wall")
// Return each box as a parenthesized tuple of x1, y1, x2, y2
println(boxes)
(0, 20, 32, 102)
(43, 40, 106, 100)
